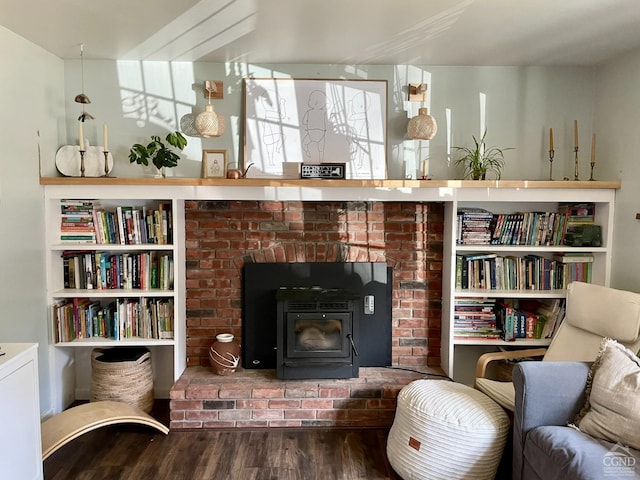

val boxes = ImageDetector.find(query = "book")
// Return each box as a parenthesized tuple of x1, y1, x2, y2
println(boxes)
(495, 302, 516, 341)
(116, 206, 127, 245)
(537, 298, 566, 338)
(525, 312, 538, 338)
(553, 253, 594, 263)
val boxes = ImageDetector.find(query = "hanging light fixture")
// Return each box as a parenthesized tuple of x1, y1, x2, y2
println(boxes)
(194, 81, 225, 138)
(75, 44, 93, 122)
(179, 113, 198, 136)
(406, 83, 437, 140)
(407, 107, 437, 140)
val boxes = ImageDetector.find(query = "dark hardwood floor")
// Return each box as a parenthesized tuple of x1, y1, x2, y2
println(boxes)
(43, 401, 402, 480)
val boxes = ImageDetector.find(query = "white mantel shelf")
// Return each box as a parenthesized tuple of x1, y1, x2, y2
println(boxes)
(40, 177, 621, 203)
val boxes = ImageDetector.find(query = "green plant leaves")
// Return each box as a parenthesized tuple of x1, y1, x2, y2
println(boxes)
(129, 131, 187, 171)
(453, 130, 513, 180)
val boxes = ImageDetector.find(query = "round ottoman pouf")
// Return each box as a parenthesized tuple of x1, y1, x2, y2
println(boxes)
(386, 380, 510, 480)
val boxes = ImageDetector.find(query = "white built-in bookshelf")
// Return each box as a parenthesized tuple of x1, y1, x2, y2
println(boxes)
(42, 178, 619, 410)
(43, 184, 185, 413)
(442, 188, 615, 385)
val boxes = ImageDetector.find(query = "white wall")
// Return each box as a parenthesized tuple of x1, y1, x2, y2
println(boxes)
(595, 49, 640, 291)
(61, 61, 597, 181)
(0, 26, 64, 415)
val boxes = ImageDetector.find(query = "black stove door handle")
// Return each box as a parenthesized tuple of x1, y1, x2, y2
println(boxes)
(347, 334, 359, 357)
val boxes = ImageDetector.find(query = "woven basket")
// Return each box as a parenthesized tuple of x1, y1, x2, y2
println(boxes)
(91, 348, 154, 413)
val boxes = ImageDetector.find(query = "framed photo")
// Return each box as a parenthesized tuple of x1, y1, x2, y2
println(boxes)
(243, 78, 388, 179)
(202, 149, 227, 178)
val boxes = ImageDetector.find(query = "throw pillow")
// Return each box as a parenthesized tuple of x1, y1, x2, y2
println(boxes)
(573, 338, 640, 450)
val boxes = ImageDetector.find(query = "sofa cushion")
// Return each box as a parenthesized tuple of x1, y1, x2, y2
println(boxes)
(573, 338, 640, 450)
(524, 426, 640, 480)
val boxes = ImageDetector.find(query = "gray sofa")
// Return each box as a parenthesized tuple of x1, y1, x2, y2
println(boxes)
(512, 361, 640, 480)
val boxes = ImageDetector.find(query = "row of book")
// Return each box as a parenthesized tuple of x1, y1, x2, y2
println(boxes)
(52, 297, 174, 343)
(456, 203, 596, 246)
(490, 211, 568, 246)
(454, 297, 566, 340)
(456, 252, 594, 291)
(456, 208, 494, 245)
(62, 251, 174, 290)
(60, 200, 98, 243)
(495, 299, 566, 341)
(59, 199, 173, 245)
(454, 298, 500, 338)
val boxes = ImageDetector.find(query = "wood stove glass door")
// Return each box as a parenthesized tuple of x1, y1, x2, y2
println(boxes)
(286, 313, 352, 360)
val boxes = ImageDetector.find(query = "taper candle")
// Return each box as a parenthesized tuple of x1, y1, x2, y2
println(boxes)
(549, 128, 554, 151)
(574, 120, 578, 149)
(422, 159, 427, 177)
(78, 121, 84, 150)
(591, 133, 596, 163)
(103, 123, 108, 151)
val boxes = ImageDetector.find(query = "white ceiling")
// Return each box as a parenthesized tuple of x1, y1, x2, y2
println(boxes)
(2, 0, 640, 66)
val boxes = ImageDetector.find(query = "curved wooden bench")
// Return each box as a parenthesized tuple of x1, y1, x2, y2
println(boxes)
(41, 400, 169, 461)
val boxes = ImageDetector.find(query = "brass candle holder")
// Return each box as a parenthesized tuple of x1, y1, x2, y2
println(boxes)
(589, 158, 596, 181)
(548, 149, 555, 180)
(79, 149, 86, 177)
(573, 146, 579, 181)
(103, 150, 110, 177)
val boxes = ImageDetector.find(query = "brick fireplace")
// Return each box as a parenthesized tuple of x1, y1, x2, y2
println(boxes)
(170, 199, 444, 429)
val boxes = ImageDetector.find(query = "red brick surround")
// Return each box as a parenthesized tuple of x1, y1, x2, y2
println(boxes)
(184, 200, 444, 367)
(175, 200, 444, 429)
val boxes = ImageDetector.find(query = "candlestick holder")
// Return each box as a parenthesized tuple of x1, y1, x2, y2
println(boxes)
(589, 159, 596, 181)
(548, 149, 555, 180)
(573, 147, 579, 181)
(103, 150, 110, 177)
(79, 149, 86, 177)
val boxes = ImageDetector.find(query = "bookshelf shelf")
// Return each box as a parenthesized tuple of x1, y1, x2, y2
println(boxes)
(455, 245, 607, 254)
(455, 289, 567, 298)
(452, 338, 552, 346)
(51, 243, 174, 252)
(53, 288, 174, 298)
(55, 337, 175, 347)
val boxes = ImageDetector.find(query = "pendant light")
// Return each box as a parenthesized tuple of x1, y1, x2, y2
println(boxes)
(406, 83, 437, 140)
(407, 107, 437, 140)
(180, 113, 198, 136)
(194, 81, 224, 138)
(75, 44, 93, 122)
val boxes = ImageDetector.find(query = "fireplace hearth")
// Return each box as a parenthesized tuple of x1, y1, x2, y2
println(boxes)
(276, 287, 359, 379)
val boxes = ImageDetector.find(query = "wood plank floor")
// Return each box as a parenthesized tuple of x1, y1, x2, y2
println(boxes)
(43, 401, 402, 480)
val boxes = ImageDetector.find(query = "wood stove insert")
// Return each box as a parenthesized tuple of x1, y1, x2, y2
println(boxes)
(276, 287, 359, 379)
(242, 262, 392, 371)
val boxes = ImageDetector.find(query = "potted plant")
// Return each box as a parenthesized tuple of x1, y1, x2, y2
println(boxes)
(129, 131, 187, 177)
(453, 131, 512, 180)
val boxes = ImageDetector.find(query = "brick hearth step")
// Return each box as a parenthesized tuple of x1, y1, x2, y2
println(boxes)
(170, 366, 441, 429)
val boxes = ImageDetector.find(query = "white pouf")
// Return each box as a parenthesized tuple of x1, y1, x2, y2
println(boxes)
(387, 380, 510, 480)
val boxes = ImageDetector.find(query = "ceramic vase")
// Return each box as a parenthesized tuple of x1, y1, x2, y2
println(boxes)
(209, 333, 241, 375)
